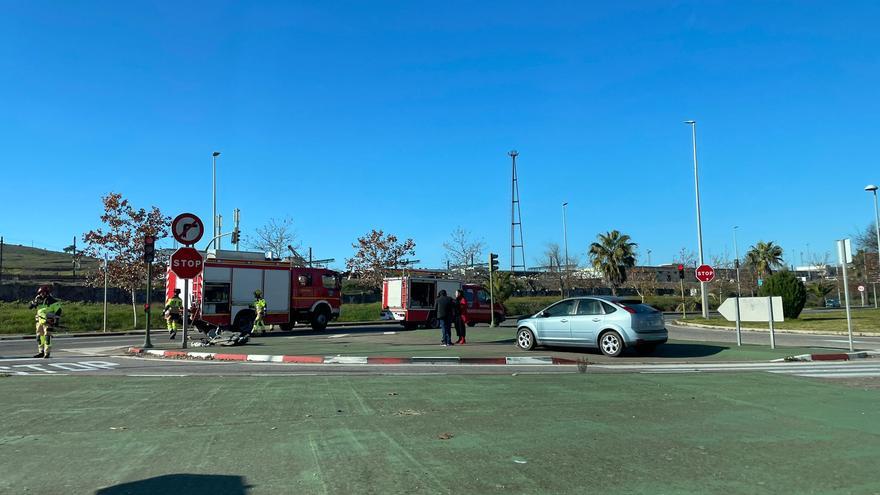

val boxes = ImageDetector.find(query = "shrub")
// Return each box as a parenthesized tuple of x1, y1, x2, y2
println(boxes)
(758, 271, 807, 319)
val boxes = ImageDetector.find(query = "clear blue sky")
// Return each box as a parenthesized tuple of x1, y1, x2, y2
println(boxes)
(2, 1, 879, 270)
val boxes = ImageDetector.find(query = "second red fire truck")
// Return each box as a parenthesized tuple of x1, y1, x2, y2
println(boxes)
(381, 276, 506, 329)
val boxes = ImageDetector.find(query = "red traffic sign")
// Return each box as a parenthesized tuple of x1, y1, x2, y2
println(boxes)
(695, 264, 716, 283)
(171, 213, 204, 246)
(170, 247, 204, 279)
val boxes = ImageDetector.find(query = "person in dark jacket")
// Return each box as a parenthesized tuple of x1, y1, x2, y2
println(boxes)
(434, 289, 455, 346)
(454, 289, 468, 345)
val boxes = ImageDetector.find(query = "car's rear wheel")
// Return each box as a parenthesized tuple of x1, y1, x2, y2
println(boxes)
(599, 330, 624, 357)
(516, 328, 536, 350)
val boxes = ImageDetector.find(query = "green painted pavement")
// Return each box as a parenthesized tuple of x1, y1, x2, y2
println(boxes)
(0, 374, 878, 494)
(151, 327, 837, 363)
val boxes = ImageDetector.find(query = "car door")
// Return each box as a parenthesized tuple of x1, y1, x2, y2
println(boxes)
(569, 298, 604, 344)
(536, 300, 577, 342)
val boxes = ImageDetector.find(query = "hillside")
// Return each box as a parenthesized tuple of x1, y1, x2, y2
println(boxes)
(1, 243, 101, 285)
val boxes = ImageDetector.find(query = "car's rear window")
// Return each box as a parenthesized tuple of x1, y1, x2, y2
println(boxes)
(627, 303, 660, 313)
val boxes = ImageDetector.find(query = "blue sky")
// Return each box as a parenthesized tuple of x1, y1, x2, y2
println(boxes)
(2, 1, 879, 270)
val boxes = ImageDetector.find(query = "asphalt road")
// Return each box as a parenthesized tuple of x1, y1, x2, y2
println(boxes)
(1, 322, 878, 379)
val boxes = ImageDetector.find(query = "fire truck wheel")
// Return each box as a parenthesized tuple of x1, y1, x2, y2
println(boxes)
(311, 308, 330, 331)
(425, 315, 439, 329)
(279, 322, 294, 331)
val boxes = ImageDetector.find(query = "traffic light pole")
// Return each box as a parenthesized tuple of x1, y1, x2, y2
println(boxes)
(679, 278, 685, 320)
(489, 265, 495, 328)
(144, 261, 153, 348)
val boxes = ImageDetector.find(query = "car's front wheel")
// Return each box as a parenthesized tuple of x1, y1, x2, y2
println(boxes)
(516, 328, 536, 350)
(599, 330, 624, 357)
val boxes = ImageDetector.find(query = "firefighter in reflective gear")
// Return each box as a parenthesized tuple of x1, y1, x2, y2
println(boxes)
(253, 290, 268, 334)
(28, 285, 62, 358)
(164, 289, 183, 340)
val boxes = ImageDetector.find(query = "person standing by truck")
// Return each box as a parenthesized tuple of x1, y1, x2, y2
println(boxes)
(435, 289, 455, 346)
(454, 289, 468, 345)
(253, 290, 268, 334)
(164, 289, 183, 340)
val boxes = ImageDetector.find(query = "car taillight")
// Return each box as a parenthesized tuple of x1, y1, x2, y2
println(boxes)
(616, 303, 637, 314)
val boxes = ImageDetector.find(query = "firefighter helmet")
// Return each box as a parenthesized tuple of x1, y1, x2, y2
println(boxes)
(254, 290, 263, 298)
(37, 285, 52, 296)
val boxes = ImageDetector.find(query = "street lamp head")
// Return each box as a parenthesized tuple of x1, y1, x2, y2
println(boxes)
(865, 184, 878, 192)
(212, 151, 221, 157)
(562, 202, 568, 207)
(684, 120, 695, 125)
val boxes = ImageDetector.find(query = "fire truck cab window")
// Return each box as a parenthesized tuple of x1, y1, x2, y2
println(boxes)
(464, 289, 475, 306)
(477, 289, 491, 304)
(203, 283, 230, 314)
(322, 274, 339, 289)
(410, 282, 434, 308)
(298, 274, 312, 287)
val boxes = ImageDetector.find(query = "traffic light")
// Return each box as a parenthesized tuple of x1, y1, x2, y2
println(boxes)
(677, 264, 685, 280)
(231, 227, 240, 245)
(489, 253, 499, 273)
(144, 235, 155, 263)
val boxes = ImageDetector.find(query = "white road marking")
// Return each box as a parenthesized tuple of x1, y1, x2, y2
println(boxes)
(327, 334, 350, 339)
(64, 346, 126, 355)
(323, 356, 368, 364)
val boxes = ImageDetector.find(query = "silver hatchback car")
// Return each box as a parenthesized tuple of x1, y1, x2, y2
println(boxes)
(515, 296, 668, 357)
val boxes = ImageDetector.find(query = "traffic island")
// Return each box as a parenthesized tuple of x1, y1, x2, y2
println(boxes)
(126, 347, 579, 365)
(777, 351, 880, 362)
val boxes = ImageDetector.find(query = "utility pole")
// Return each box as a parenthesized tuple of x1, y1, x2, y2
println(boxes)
(0, 236, 4, 284)
(685, 120, 709, 318)
(72, 236, 77, 278)
(212, 151, 221, 250)
(562, 202, 569, 298)
(233, 208, 241, 251)
(509, 151, 526, 273)
(733, 226, 742, 346)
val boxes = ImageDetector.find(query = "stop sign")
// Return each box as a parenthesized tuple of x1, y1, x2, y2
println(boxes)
(695, 264, 715, 283)
(170, 247, 204, 279)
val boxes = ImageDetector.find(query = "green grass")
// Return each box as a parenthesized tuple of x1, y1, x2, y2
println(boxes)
(0, 243, 100, 281)
(339, 302, 382, 322)
(687, 309, 880, 333)
(0, 301, 163, 334)
(1, 374, 878, 494)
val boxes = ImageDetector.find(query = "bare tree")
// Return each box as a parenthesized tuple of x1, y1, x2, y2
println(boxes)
(249, 216, 299, 260)
(346, 230, 416, 289)
(710, 253, 736, 303)
(854, 221, 878, 253)
(443, 227, 485, 282)
(536, 243, 580, 295)
(673, 247, 697, 268)
(628, 267, 658, 302)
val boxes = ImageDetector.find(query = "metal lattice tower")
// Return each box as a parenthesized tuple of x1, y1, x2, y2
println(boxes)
(509, 150, 526, 273)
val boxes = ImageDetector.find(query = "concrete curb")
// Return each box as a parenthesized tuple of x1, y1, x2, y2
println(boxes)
(774, 351, 880, 363)
(672, 320, 880, 337)
(127, 347, 579, 366)
(0, 320, 394, 341)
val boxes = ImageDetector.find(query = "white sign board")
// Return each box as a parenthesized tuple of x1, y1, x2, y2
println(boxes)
(718, 297, 784, 322)
(837, 238, 853, 264)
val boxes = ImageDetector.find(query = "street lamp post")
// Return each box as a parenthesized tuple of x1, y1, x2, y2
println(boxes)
(562, 202, 569, 297)
(685, 120, 709, 318)
(212, 151, 221, 250)
(865, 184, 880, 308)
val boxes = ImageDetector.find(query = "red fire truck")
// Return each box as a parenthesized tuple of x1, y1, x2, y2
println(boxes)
(166, 250, 342, 332)
(381, 276, 506, 329)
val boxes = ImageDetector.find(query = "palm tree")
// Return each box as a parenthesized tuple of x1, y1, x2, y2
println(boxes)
(745, 241, 784, 279)
(588, 230, 637, 296)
